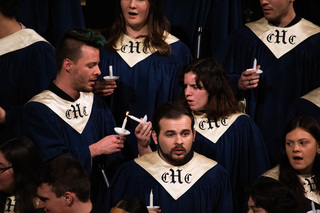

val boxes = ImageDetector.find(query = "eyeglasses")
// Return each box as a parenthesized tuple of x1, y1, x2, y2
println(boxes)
(0, 166, 12, 174)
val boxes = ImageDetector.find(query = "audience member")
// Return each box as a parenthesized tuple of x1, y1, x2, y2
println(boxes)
(21, 28, 125, 212)
(261, 115, 320, 212)
(110, 198, 148, 213)
(108, 102, 233, 213)
(37, 156, 98, 213)
(0, 137, 44, 213)
(179, 57, 269, 212)
(247, 180, 298, 213)
(0, 0, 56, 140)
(216, 0, 320, 167)
(96, 0, 192, 160)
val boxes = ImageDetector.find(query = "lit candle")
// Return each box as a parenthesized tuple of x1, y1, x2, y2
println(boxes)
(121, 111, 129, 129)
(109, 65, 113, 77)
(253, 58, 257, 71)
(149, 189, 153, 208)
(128, 114, 143, 123)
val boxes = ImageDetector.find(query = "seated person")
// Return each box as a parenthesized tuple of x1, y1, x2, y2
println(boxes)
(107, 102, 233, 213)
(37, 156, 99, 213)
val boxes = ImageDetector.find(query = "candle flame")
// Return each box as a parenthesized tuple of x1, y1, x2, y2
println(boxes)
(126, 111, 129, 116)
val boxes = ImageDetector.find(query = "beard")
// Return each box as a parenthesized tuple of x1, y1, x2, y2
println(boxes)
(158, 144, 193, 166)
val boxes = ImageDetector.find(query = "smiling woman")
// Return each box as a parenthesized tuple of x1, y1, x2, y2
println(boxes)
(262, 115, 320, 213)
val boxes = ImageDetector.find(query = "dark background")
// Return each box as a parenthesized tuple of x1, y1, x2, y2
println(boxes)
(16, 0, 320, 58)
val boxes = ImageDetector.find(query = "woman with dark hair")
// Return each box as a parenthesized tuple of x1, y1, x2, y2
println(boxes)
(0, 137, 44, 213)
(262, 115, 320, 212)
(179, 57, 270, 213)
(96, 0, 192, 160)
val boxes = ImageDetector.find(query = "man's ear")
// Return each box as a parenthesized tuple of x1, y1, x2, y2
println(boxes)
(63, 58, 73, 73)
(64, 192, 74, 206)
(152, 131, 158, 145)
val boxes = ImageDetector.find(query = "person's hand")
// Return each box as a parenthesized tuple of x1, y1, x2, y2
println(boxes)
(89, 135, 125, 157)
(93, 80, 117, 96)
(148, 209, 161, 213)
(0, 107, 5, 124)
(238, 65, 261, 91)
(135, 121, 153, 156)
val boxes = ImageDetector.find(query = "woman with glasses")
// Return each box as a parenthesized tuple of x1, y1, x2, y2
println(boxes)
(0, 137, 44, 213)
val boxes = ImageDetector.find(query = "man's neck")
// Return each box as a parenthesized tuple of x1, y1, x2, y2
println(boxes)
(72, 201, 93, 213)
(0, 14, 22, 39)
(54, 77, 80, 101)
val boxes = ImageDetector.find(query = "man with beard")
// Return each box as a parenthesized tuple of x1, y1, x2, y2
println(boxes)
(107, 102, 233, 213)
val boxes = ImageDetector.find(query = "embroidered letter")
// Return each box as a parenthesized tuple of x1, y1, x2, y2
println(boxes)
(66, 104, 87, 119)
(267, 30, 296, 45)
(5, 197, 15, 212)
(184, 173, 192, 184)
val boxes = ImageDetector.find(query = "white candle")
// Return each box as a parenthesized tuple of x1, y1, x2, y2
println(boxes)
(121, 116, 127, 129)
(149, 189, 153, 207)
(128, 115, 143, 123)
(253, 58, 257, 71)
(121, 111, 129, 129)
(109, 65, 113, 77)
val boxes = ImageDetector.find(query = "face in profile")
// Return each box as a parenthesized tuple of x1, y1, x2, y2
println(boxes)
(71, 45, 101, 93)
(152, 115, 195, 166)
(285, 127, 320, 174)
(121, 0, 150, 31)
(37, 183, 66, 213)
(0, 151, 14, 193)
(184, 72, 209, 112)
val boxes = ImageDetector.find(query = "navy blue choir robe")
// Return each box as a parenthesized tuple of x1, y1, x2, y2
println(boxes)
(286, 87, 320, 126)
(17, 0, 85, 46)
(216, 17, 320, 166)
(261, 166, 320, 212)
(99, 32, 192, 160)
(192, 113, 269, 213)
(108, 151, 233, 213)
(163, 0, 242, 57)
(0, 28, 56, 141)
(21, 85, 122, 212)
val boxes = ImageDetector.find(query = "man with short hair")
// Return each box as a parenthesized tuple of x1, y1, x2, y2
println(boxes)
(216, 0, 320, 167)
(22, 28, 125, 212)
(37, 156, 99, 213)
(108, 102, 233, 213)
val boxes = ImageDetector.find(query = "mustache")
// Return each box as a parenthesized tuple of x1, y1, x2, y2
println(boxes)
(172, 145, 186, 151)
